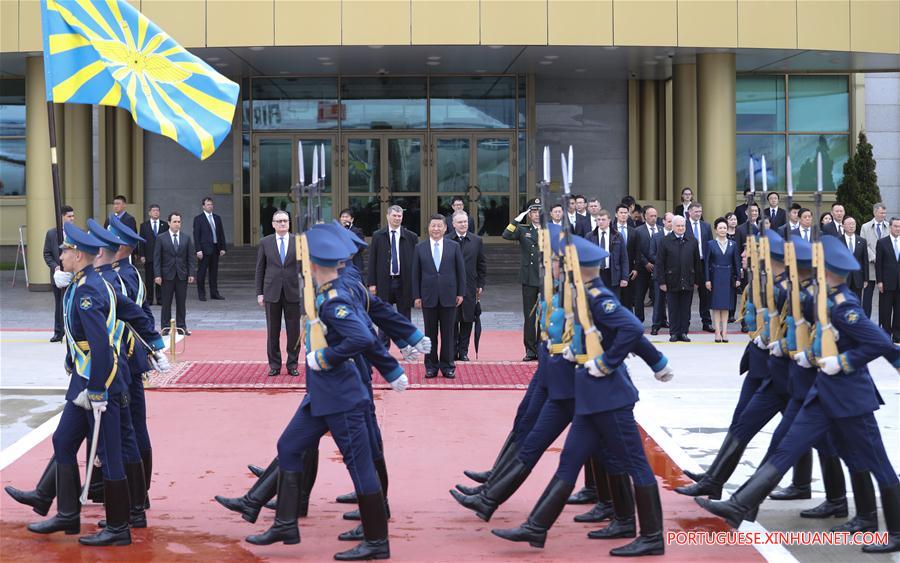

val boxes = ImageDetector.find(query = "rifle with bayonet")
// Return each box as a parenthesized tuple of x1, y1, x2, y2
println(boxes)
(293, 141, 327, 352)
(810, 156, 838, 363)
(782, 168, 809, 354)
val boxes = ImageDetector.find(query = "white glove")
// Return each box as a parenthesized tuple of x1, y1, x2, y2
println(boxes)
(73, 389, 91, 410)
(768, 340, 784, 358)
(151, 351, 171, 372)
(585, 358, 609, 378)
(53, 270, 73, 288)
(654, 365, 674, 382)
(414, 336, 432, 355)
(562, 346, 577, 363)
(306, 350, 324, 371)
(514, 210, 529, 222)
(819, 355, 841, 375)
(793, 351, 813, 369)
(399, 345, 420, 362)
(753, 335, 767, 349)
(390, 374, 409, 393)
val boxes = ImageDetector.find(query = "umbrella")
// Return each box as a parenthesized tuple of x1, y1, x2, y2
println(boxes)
(474, 300, 483, 359)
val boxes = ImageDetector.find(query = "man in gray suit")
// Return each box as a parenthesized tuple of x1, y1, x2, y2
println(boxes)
(43, 205, 75, 342)
(153, 212, 196, 335)
(255, 210, 301, 377)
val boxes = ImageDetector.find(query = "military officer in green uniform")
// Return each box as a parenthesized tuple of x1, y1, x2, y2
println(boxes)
(503, 198, 543, 361)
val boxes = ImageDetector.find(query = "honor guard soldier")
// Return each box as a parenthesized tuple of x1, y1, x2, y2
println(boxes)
(503, 198, 543, 361)
(697, 235, 900, 554)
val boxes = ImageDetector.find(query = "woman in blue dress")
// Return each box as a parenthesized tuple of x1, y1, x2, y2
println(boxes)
(706, 218, 742, 342)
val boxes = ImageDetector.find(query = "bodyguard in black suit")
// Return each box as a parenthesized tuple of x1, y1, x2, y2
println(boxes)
(842, 217, 869, 300)
(685, 203, 714, 332)
(255, 211, 301, 377)
(43, 206, 75, 342)
(762, 192, 786, 229)
(339, 208, 366, 274)
(154, 212, 196, 334)
(874, 218, 900, 342)
(648, 217, 670, 333)
(412, 215, 466, 378)
(444, 196, 476, 234)
(193, 197, 227, 301)
(105, 195, 138, 258)
(367, 205, 419, 327)
(733, 189, 752, 225)
(632, 206, 662, 323)
(613, 204, 638, 310)
(586, 210, 628, 298)
(447, 211, 486, 362)
(821, 203, 848, 239)
(138, 204, 167, 305)
(565, 198, 590, 237)
(656, 216, 703, 341)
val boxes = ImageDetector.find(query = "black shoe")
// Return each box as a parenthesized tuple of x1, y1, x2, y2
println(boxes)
(246, 470, 301, 546)
(450, 458, 530, 522)
(458, 354, 470, 362)
(669, 335, 678, 342)
(216, 457, 279, 524)
(675, 432, 747, 500)
(161, 328, 171, 336)
(334, 491, 390, 560)
(27, 463, 80, 535)
(801, 455, 847, 518)
(80, 479, 132, 546)
(740, 324, 749, 333)
(727, 317, 736, 324)
(661, 322, 669, 329)
(492, 476, 574, 548)
(568, 485, 598, 505)
(288, 367, 300, 377)
(679, 334, 691, 342)
(211, 294, 225, 300)
(464, 469, 491, 484)
(425, 369, 438, 379)
(832, 471, 878, 533)
(650, 327, 659, 336)
(199, 295, 207, 302)
(336, 491, 359, 504)
(574, 500, 614, 523)
(696, 463, 783, 528)
(609, 484, 665, 556)
(267, 368, 280, 377)
(338, 524, 364, 541)
(862, 483, 900, 553)
(180, 328, 192, 336)
(248, 464, 264, 478)
(768, 483, 811, 500)
(334, 539, 390, 560)
(5, 458, 56, 516)
(455, 483, 484, 496)
(442, 370, 456, 379)
(702, 324, 715, 333)
(49, 334, 63, 343)
(801, 498, 848, 519)
(343, 508, 361, 521)
(683, 469, 704, 483)
(587, 473, 635, 539)
(522, 355, 538, 362)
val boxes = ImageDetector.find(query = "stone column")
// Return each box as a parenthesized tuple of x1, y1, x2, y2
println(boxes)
(673, 63, 697, 199)
(639, 80, 659, 201)
(63, 104, 93, 226)
(697, 53, 736, 219)
(25, 57, 54, 291)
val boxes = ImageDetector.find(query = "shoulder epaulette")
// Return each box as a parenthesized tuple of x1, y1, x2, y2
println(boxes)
(588, 288, 602, 297)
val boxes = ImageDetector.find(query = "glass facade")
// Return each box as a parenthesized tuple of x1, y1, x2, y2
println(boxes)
(736, 75, 849, 192)
(429, 76, 516, 129)
(0, 79, 26, 196)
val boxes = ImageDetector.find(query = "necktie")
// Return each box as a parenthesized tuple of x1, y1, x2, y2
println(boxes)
(173, 233, 179, 251)
(390, 231, 399, 275)
(600, 231, 607, 269)
(694, 222, 702, 258)
(153, 220, 158, 235)
(771, 208, 776, 220)
(877, 223, 883, 239)
(208, 214, 217, 244)
(650, 226, 656, 236)
(279, 237, 286, 264)
(838, 224, 843, 236)
(619, 225, 627, 242)
(433, 241, 441, 271)
(894, 238, 899, 262)
(847, 237, 853, 251)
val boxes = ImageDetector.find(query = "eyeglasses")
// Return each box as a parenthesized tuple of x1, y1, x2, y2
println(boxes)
(273, 220, 289, 223)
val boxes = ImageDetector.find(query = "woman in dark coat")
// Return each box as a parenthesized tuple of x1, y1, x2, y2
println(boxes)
(706, 217, 741, 342)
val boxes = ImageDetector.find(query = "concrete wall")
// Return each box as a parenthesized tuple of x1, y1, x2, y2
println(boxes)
(535, 77, 628, 207)
(143, 132, 235, 244)
(865, 73, 900, 214)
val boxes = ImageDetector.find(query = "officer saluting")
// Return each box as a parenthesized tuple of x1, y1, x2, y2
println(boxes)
(503, 198, 543, 361)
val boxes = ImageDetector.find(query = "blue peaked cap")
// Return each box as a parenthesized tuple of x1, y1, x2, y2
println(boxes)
(821, 234, 860, 277)
(572, 233, 609, 267)
(305, 227, 350, 267)
(107, 213, 144, 247)
(60, 222, 103, 255)
(87, 218, 123, 251)
(333, 219, 368, 251)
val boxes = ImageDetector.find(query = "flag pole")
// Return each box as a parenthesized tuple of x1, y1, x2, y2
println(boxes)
(46, 101, 64, 244)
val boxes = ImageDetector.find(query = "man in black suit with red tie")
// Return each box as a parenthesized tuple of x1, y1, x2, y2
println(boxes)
(874, 218, 900, 342)
(193, 196, 227, 301)
(139, 204, 167, 305)
(412, 214, 466, 379)
(255, 210, 301, 377)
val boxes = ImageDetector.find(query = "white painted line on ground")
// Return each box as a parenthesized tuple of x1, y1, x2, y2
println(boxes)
(634, 402, 798, 563)
(0, 387, 68, 392)
(0, 411, 61, 471)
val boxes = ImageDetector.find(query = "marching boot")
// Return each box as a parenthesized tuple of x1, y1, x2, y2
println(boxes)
(610, 484, 665, 557)
(769, 450, 812, 500)
(298, 449, 319, 518)
(454, 483, 484, 495)
(588, 473, 636, 539)
(449, 458, 531, 521)
(336, 490, 359, 504)
(682, 469, 704, 483)
(246, 470, 301, 546)
(464, 431, 516, 484)
(491, 476, 574, 548)
(695, 463, 783, 528)
(861, 483, 900, 554)
(831, 471, 878, 533)
(675, 432, 747, 500)
(140, 449, 152, 510)
(215, 457, 279, 523)
(87, 464, 104, 503)
(338, 524, 365, 542)
(576, 462, 613, 522)
(6, 457, 56, 516)
(334, 491, 390, 560)
(568, 459, 599, 505)
(98, 463, 148, 528)
(265, 499, 277, 510)
(79, 479, 131, 546)
(455, 441, 520, 500)
(27, 463, 80, 535)
(248, 464, 264, 478)
(800, 455, 847, 518)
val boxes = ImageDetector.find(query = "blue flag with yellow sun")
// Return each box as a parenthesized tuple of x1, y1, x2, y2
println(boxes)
(40, 0, 239, 160)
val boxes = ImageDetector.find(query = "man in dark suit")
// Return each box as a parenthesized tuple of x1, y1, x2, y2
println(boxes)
(762, 192, 786, 229)
(444, 196, 475, 234)
(656, 216, 703, 342)
(875, 218, 900, 342)
(648, 212, 672, 334)
(447, 210, 486, 362)
(613, 204, 638, 310)
(368, 205, 419, 343)
(733, 189, 752, 225)
(193, 196, 227, 301)
(104, 194, 138, 258)
(735, 203, 761, 254)
(632, 205, 661, 324)
(154, 212, 196, 335)
(842, 216, 869, 300)
(685, 202, 714, 332)
(138, 204, 168, 306)
(565, 196, 590, 237)
(340, 208, 366, 274)
(586, 209, 628, 298)
(255, 210, 301, 377)
(821, 202, 847, 238)
(776, 203, 801, 237)
(43, 205, 75, 342)
(412, 214, 466, 378)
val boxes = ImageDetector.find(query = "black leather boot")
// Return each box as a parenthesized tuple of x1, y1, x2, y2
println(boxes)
(576, 461, 613, 522)
(675, 432, 747, 500)
(343, 456, 390, 522)
(800, 455, 847, 518)
(455, 483, 484, 495)
(831, 471, 878, 533)
(298, 449, 319, 518)
(87, 463, 104, 503)
(491, 476, 574, 548)
(215, 457, 278, 523)
(248, 464, 264, 478)
(588, 473, 635, 539)
(79, 479, 132, 546)
(610, 484, 665, 556)
(336, 490, 358, 504)
(334, 491, 390, 560)
(683, 469, 704, 483)
(140, 449, 152, 510)
(568, 459, 598, 504)
(27, 463, 80, 535)
(246, 470, 301, 546)
(769, 450, 812, 500)
(6, 457, 56, 516)
(98, 462, 148, 528)
(696, 463, 783, 528)
(464, 431, 515, 484)
(449, 458, 531, 521)
(861, 483, 900, 554)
